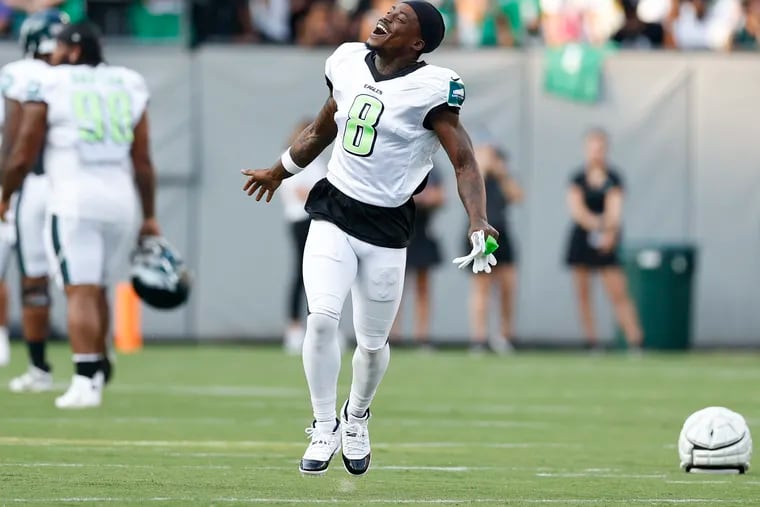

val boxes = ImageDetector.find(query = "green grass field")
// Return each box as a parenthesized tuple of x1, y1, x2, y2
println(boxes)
(0, 343, 758, 506)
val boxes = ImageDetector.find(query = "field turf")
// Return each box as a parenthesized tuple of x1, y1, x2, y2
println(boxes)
(0, 343, 758, 506)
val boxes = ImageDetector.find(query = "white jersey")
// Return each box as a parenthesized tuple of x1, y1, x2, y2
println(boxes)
(0, 58, 49, 129)
(324, 43, 465, 208)
(29, 64, 149, 222)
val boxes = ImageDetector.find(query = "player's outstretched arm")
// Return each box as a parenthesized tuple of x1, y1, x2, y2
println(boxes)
(242, 95, 338, 203)
(430, 109, 498, 241)
(0, 102, 46, 220)
(131, 111, 161, 238)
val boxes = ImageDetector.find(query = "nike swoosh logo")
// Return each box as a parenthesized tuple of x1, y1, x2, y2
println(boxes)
(451, 77, 460, 82)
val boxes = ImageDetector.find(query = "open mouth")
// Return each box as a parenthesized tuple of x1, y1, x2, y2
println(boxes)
(372, 20, 390, 36)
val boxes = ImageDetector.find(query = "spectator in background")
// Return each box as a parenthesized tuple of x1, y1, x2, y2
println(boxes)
(611, 0, 665, 46)
(0, 1, 12, 36)
(540, 0, 624, 46)
(391, 167, 445, 349)
(280, 119, 329, 355)
(437, 0, 523, 47)
(5, 0, 85, 21)
(565, 128, 642, 351)
(732, 0, 760, 47)
(295, 0, 348, 46)
(129, 0, 182, 40)
(191, 0, 257, 47)
(250, 0, 292, 42)
(664, 0, 741, 49)
(468, 145, 523, 354)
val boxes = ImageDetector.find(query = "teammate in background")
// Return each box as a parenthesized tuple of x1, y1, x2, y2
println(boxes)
(0, 21, 161, 408)
(391, 165, 445, 348)
(280, 119, 329, 355)
(564, 128, 642, 350)
(468, 144, 523, 354)
(242, 1, 497, 476)
(0, 10, 68, 390)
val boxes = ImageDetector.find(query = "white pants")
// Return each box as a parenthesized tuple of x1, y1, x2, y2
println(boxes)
(15, 175, 49, 278)
(303, 220, 406, 350)
(44, 214, 136, 288)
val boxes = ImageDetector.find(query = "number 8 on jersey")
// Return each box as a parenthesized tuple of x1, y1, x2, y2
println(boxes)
(342, 94, 384, 157)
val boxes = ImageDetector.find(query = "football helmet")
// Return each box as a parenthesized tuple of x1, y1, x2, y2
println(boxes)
(131, 236, 191, 310)
(679, 406, 752, 473)
(19, 9, 69, 57)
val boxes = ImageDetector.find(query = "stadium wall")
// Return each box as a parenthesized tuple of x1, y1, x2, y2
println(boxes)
(1, 45, 757, 346)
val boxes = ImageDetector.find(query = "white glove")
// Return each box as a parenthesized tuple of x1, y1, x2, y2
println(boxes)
(452, 231, 498, 274)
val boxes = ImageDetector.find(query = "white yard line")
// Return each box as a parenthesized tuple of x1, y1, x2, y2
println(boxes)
(0, 436, 574, 450)
(537, 472, 667, 479)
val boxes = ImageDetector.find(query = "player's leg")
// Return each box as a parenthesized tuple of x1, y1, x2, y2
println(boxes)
(0, 210, 16, 367)
(491, 264, 516, 354)
(340, 239, 405, 476)
(600, 267, 643, 349)
(300, 219, 358, 474)
(571, 267, 598, 348)
(10, 177, 53, 392)
(413, 267, 431, 345)
(469, 273, 490, 352)
(285, 219, 310, 355)
(45, 215, 107, 409)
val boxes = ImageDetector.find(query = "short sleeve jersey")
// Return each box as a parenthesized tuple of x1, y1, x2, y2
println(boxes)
(0, 58, 49, 135)
(570, 168, 623, 214)
(324, 43, 465, 209)
(28, 64, 149, 221)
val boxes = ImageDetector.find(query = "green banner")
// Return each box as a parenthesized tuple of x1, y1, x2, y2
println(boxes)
(544, 44, 609, 104)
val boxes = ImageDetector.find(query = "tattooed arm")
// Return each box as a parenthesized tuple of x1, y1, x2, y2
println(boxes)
(242, 96, 338, 202)
(431, 109, 499, 240)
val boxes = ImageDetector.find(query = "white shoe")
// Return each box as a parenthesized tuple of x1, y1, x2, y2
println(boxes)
(284, 326, 305, 355)
(340, 400, 372, 476)
(9, 365, 53, 393)
(299, 419, 341, 475)
(0, 327, 9, 366)
(55, 372, 104, 409)
(488, 336, 515, 355)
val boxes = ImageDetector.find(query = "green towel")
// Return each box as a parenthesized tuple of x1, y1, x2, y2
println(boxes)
(544, 43, 612, 103)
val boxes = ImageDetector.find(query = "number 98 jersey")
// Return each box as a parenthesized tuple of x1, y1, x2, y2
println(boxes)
(28, 64, 149, 222)
(325, 43, 465, 209)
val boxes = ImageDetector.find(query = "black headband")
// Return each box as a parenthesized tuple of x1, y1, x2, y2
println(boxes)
(402, 1, 445, 53)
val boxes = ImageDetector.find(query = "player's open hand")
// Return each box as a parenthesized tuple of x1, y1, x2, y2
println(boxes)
(241, 168, 283, 203)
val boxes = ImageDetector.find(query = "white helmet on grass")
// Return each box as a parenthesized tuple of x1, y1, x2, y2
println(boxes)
(678, 406, 752, 474)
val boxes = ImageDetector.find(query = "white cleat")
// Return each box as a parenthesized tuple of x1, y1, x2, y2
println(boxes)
(299, 419, 341, 475)
(0, 327, 9, 366)
(9, 365, 53, 393)
(340, 400, 372, 476)
(55, 372, 104, 409)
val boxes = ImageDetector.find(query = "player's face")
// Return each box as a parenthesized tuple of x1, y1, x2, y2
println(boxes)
(50, 41, 75, 65)
(366, 3, 424, 55)
(585, 134, 608, 166)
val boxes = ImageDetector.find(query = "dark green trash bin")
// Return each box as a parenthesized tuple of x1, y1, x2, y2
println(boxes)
(616, 243, 697, 350)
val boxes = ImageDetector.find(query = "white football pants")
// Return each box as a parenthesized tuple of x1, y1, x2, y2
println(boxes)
(303, 219, 406, 350)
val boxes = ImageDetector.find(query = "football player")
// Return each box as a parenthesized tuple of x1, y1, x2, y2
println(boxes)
(242, 1, 498, 475)
(0, 10, 68, 388)
(0, 21, 161, 409)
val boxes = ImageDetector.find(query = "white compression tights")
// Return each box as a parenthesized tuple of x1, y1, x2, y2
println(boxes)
(302, 220, 405, 431)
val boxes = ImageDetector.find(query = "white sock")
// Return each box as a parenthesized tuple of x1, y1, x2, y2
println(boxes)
(348, 344, 390, 420)
(302, 313, 341, 433)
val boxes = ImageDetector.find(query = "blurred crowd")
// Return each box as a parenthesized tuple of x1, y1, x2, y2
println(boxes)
(0, 0, 755, 50)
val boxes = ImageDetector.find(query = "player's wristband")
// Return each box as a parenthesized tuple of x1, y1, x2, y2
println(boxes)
(280, 148, 305, 175)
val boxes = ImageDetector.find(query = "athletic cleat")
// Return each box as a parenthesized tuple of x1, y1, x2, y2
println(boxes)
(55, 372, 104, 409)
(9, 365, 53, 392)
(299, 419, 341, 475)
(340, 400, 372, 476)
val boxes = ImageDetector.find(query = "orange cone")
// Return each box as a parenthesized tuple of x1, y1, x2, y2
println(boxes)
(115, 282, 142, 353)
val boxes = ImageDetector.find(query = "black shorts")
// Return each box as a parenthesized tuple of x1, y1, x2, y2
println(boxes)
(565, 225, 620, 267)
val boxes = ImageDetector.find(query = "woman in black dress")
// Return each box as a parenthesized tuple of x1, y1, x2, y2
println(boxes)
(565, 128, 642, 350)
(468, 145, 523, 354)
(392, 168, 445, 347)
